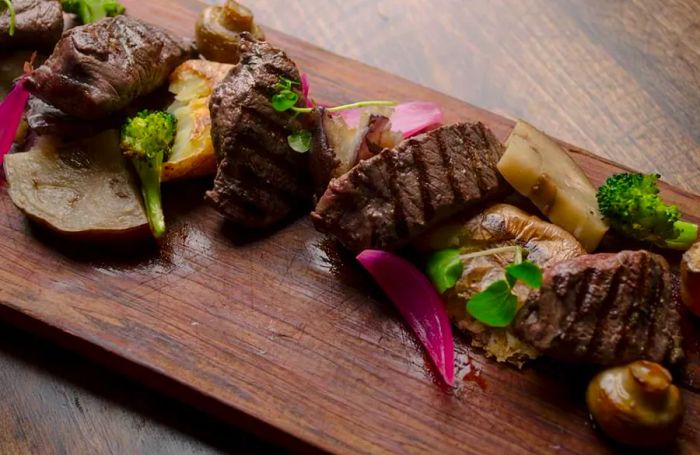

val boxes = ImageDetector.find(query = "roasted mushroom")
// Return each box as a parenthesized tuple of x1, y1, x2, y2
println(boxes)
(195, 0, 265, 63)
(422, 204, 587, 366)
(586, 361, 684, 448)
(681, 242, 700, 316)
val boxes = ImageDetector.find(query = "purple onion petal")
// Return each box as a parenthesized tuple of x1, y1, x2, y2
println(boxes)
(339, 101, 444, 138)
(0, 77, 29, 163)
(300, 73, 313, 108)
(357, 249, 455, 386)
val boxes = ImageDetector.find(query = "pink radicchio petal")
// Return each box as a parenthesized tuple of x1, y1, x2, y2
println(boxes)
(0, 77, 29, 163)
(300, 73, 313, 108)
(356, 249, 455, 386)
(339, 101, 444, 138)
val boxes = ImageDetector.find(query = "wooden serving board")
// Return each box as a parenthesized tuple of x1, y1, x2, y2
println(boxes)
(2, 1, 699, 453)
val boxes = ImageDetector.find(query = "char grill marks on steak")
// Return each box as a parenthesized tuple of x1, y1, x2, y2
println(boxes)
(0, 0, 63, 51)
(206, 33, 312, 228)
(310, 122, 509, 252)
(514, 250, 684, 365)
(24, 15, 195, 119)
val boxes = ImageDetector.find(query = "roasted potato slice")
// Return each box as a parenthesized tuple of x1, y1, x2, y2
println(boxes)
(163, 60, 233, 182)
(4, 131, 149, 239)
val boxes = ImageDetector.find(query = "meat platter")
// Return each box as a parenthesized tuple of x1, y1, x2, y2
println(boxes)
(0, 0, 699, 453)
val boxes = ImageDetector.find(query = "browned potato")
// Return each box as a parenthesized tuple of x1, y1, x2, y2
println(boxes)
(587, 361, 684, 448)
(681, 242, 700, 316)
(164, 60, 233, 182)
(4, 131, 149, 239)
(195, 0, 265, 64)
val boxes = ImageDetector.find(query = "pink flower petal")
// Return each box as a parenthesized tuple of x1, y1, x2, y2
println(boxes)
(300, 73, 313, 108)
(340, 101, 443, 138)
(0, 77, 29, 164)
(357, 249, 455, 386)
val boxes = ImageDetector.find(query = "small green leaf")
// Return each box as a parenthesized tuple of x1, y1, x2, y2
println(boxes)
(506, 260, 543, 289)
(288, 130, 312, 153)
(467, 280, 518, 327)
(426, 249, 463, 293)
(271, 90, 299, 112)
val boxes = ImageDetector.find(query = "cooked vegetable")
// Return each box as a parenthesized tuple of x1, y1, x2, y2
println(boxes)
(339, 101, 444, 138)
(1, 0, 16, 35)
(356, 250, 454, 385)
(195, 0, 265, 64)
(421, 204, 587, 366)
(497, 120, 609, 252)
(587, 361, 684, 448)
(61, 0, 125, 24)
(0, 78, 29, 161)
(165, 60, 233, 182)
(597, 173, 698, 250)
(681, 242, 700, 316)
(4, 131, 148, 238)
(120, 110, 176, 238)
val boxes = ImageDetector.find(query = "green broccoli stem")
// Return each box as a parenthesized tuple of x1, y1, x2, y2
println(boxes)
(664, 221, 699, 250)
(132, 158, 166, 238)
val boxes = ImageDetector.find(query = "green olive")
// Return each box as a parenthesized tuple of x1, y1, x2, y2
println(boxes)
(586, 361, 684, 448)
(195, 0, 265, 64)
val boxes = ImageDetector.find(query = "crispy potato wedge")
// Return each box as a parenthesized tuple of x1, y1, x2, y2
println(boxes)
(163, 60, 233, 182)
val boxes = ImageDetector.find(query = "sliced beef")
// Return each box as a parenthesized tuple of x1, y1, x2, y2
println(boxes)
(206, 33, 312, 228)
(26, 97, 116, 138)
(24, 15, 195, 119)
(310, 122, 509, 252)
(0, 0, 63, 51)
(514, 250, 684, 365)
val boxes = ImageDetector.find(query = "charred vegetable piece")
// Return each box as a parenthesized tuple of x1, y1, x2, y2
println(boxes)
(195, 0, 265, 64)
(4, 131, 148, 238)
(165, 60, 233, 182)
(61, 0, 125, 24)
(681, 242, 700, 316)
(121, 111, 176, 238)
(497, 120, 609, 252)
(597, 173, 698, 250)
(587, 361, 684, 448)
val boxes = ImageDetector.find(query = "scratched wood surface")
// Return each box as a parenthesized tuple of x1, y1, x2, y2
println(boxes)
(2, 0, 699, 453)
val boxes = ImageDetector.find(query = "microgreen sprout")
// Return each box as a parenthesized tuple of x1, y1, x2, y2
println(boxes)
(1, 0, 16, 36)
(426, 245, 543, 328)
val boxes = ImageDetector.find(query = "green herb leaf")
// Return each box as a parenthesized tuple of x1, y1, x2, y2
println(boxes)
(466, 280, 518, 328)
(288, 130, 312, 153)
(506, 260, 543, 289)
(426, 249, 463, 293)
(271, 90, 299, 112)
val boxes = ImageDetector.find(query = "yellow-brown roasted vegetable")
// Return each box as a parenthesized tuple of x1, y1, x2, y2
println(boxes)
(164, 60, 233, 182)
(195, 0, 264, 63)
(4, 131, 148, 239)
(586, 361, 684, 448)
(681, 241, 700, 316)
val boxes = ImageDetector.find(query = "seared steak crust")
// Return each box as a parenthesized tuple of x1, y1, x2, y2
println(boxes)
(207, 33, 312, 228)
(0, 0, 63, 51)
(514, 250, 684, 365)
(310, 122, 508, 252)
(25, 15, 194, 119)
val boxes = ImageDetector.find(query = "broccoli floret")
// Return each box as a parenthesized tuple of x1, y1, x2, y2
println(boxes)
(62, 0, 125, 24)
(121, 110, 176, 238)
(597, 173, 698, 250)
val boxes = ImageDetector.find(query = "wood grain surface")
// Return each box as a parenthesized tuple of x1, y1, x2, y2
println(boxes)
(2, 1, 699, 454)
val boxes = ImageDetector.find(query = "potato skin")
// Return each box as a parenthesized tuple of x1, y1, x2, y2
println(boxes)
(195, 0, 265, 64)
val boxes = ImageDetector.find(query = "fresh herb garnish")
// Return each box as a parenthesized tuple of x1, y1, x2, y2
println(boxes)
(270, 76, 396, 152)
(426, 245, 543, 327)
(288, 129, 312, 153)
(1, 0, 16, 36)
(61, 0, 126, 25)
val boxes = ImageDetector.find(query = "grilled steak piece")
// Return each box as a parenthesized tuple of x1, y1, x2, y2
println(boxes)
(207, 33, 312, 228)
(310, 122, 509, 252)
(25, 16, 195, 119)
(514, 250, 683, 365)
(0, 0, 63, 51)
